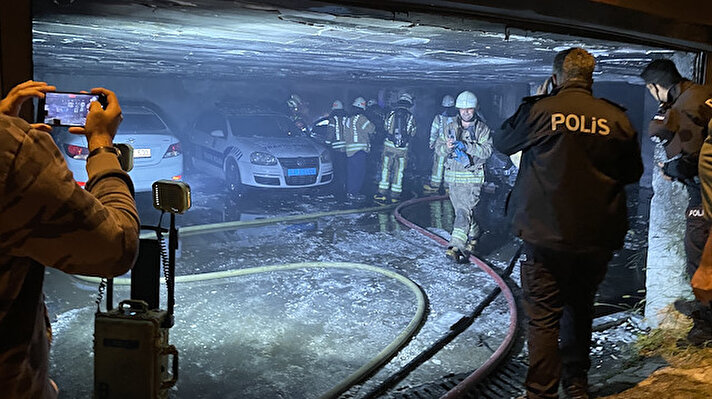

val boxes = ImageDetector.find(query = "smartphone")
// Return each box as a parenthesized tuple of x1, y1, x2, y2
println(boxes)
(37, 92, 106, 127)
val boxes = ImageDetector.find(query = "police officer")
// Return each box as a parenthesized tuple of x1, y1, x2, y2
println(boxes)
(424, 94, 458, 194)
(374, 93, 416, 204)
(642, 59, 712, 346)
(323, 100, 349, 197)
(494, 48, 643, 399)
(344, 97, 376, 201)
(437, 91, 492, 262)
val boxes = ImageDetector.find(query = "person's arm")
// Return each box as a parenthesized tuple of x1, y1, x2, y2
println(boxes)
(408, 114, 416, 136)
(384, 112, 394, 135)
(6, 129, 139, 277)
(359, 115, 375, 135)
(429, 115, 440, 148)
(462, 122, 493, 164)
(4, 87, 139, 277)
(493, 100, 538, 155)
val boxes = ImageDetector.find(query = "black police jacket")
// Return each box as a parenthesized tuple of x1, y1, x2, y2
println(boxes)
(657, 80, 712, 184)
(493, 80, 644, 252)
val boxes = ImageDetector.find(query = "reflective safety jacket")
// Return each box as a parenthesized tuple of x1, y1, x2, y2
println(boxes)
(323, 110, 348, 153)
(429, 110, 458, 148)
(344, 113, 375, 156)
(437, 117, 492, 185)
(493, 79, 644, 252)
(384, 107, 416, 148)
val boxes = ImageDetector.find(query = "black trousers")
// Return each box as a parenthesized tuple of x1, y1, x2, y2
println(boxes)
(332, 151, 347, 198)
(521, 242, 611, 399)
(685, 204, 711, 278)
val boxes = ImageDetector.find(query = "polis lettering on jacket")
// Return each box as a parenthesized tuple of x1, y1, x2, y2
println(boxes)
(551, 113, 610, 135)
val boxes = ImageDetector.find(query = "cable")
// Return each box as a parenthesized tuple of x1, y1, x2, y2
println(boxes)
(94, 278, 107, 313)
(138, 202, 400, 240)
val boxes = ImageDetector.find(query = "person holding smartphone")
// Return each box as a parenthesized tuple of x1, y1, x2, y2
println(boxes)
(0, 81, 139, 398)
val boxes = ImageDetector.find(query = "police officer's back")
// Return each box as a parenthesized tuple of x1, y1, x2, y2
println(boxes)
(495, 53, 643, 253)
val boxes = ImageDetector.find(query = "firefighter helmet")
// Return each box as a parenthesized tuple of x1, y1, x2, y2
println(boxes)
(397, 92, 413, 106)
(455, 91, 478, 109)
(331, 100, 344, 110)
(352, 97, 367, 110)
(441, 95, 455, 107)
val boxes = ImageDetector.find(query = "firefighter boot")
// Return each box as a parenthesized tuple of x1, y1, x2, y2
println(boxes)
(445, 247, 469, 264)
(423, 183, 439, 194)
(464, 239, 478, 256)
(373, 193, 388, 205)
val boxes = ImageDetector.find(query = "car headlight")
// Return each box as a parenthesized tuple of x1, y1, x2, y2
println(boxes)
(320, 151, 331, 163)
(250, 151, 277, 166)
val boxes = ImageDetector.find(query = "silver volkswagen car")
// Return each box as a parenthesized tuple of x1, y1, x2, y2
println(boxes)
(188, 109, 333, 196)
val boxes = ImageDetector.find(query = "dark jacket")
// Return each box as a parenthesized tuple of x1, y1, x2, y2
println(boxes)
(653, 80, 712, 198)
(493, 80, 643, 252)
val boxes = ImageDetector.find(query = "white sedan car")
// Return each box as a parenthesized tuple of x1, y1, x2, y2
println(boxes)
(53, 103, 183, 191)
(188, 111, 333, 196)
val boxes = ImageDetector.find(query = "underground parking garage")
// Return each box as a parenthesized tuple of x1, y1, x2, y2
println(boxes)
(2, 0, 712, 398)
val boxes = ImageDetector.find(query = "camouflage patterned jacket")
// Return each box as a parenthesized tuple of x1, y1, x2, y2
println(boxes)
(0, 114, 139, 398)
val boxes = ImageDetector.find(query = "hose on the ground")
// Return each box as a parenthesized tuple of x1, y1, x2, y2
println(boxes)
(76, 261, 428, 399)
(392, 195, 520, 399)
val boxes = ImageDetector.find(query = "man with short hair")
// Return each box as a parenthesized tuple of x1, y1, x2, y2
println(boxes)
(494, 48, 643, 399)
(642, 58, 712, 346)
(0, 81, 139, 398)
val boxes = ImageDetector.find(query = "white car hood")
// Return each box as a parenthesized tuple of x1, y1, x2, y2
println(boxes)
(238, 137, 324, 158)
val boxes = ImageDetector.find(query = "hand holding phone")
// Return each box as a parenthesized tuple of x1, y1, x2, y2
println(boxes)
(535, 76, 554, 96)
(68, 88, 123, 150)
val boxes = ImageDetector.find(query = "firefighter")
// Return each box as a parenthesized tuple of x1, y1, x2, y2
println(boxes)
(323, 100, 348, 197)
(286, 93, 310, 136)
(437, 90, 493, 262)
(424, 94, 457, 193)
(344, 97, 376, 201)
(373, 93, 416, 204)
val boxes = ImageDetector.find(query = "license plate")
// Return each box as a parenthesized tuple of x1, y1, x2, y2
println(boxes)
(288, 168, 316, 176)
(134, 148, 152, 158)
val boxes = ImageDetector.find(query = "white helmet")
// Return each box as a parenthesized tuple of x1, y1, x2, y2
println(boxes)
(397, 92, 413, 106)
(331, 100, 344, 110)
(455, 91, 478, 109)
(352, 96, 367, 110)
(441, 95, 455, 107)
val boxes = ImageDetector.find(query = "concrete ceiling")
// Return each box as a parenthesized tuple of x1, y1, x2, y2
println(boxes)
(32, 0, 692, 84)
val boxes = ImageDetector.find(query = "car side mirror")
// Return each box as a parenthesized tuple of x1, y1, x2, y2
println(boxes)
(210, 129, 225, 138)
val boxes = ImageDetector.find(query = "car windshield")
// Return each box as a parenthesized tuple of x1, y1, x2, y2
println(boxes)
(120, 112, 168, 132)
(227, 116, 301, 138)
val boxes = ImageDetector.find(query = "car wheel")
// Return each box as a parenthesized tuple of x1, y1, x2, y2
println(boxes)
(225, 159, 245, 198)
